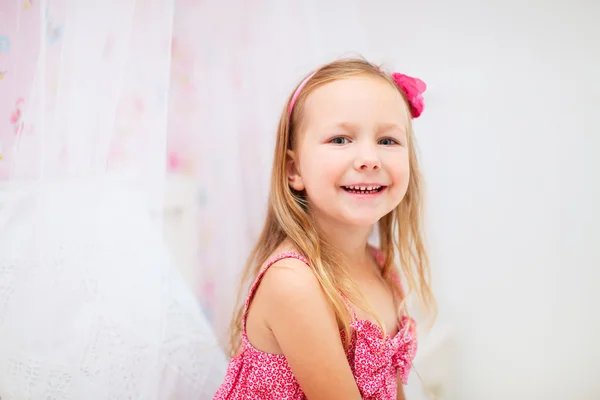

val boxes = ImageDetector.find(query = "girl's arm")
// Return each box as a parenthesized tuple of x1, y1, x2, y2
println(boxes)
(260, 258, 362, 400)
(397, 380, 406, 400)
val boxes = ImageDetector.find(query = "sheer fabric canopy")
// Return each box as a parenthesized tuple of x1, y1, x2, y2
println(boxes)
(0, 1, 225, 398)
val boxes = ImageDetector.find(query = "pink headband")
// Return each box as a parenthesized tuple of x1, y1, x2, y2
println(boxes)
(287, 70, 426, 119)
(288, 71, 317, 115)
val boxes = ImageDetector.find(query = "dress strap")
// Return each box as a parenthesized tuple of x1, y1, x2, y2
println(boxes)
(341, 294, 358, 321)
(368, 245, 406, 319)
(340, 246, 384, 322)
(242, 251, 310, 335)
(368, 245, 404, 293)
(368, 244, 386, 268)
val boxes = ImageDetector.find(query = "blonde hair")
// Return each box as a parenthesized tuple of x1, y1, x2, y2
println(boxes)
(227, 58, 436, 357)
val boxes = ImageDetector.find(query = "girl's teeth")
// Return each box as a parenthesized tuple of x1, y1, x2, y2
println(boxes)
(343, 185, 383, 192)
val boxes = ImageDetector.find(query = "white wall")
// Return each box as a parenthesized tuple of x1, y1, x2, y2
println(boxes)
(357, 1, 599, 398)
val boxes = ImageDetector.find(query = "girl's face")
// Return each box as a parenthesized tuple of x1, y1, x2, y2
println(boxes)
(287, 75, 411, 229)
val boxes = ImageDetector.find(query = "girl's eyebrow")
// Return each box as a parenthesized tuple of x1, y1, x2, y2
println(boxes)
(327, 121, 406, 134)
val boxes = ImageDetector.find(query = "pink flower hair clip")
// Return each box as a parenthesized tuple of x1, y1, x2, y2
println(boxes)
(391, 72, 426, 119)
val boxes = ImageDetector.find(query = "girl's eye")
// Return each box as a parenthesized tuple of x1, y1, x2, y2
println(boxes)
(379, 137, 399, 146)
(330, 137, 350, 145)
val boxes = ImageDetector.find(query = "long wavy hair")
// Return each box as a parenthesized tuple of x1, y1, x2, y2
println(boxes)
(227, 58, 436, 357)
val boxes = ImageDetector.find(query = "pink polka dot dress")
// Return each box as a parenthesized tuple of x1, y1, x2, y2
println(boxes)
(213, 249, 417, 400)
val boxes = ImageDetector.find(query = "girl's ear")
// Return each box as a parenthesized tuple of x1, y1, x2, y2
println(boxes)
(286, 150, 304, 191)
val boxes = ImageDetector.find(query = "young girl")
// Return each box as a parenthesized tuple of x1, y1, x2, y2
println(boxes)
(214, 58, 436, 400)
